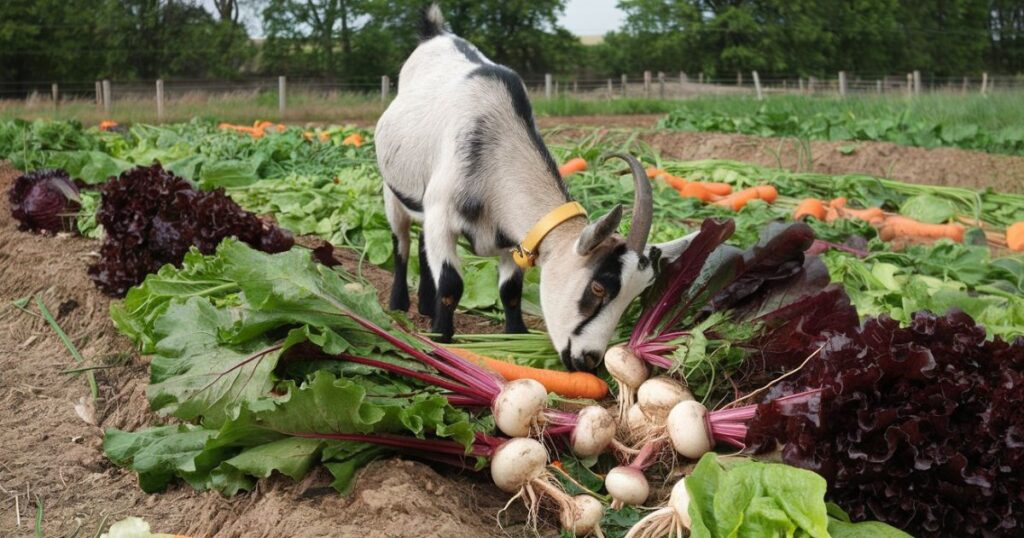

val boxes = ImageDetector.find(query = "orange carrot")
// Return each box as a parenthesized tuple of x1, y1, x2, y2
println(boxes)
(794, 199, 827, 220)
(754, 185, 778, 203)
(678, 182, 714, 202)
(694, 182, 732, 196)
(877, 216, 965, 243)
(838, 206, 885, 224)
(1008, 222, 1024, 252)
(829, 197, 848, 209)
(98, 120, 119, 131)
(559, 157, 589, 177)
(645, 167, 668, 178)
(447, 347, 608, 399)
(342, 133, 364, 147)
(319, 131, 331, 142)
(711, 185, 777, 211)
(662, 174, 688, 190)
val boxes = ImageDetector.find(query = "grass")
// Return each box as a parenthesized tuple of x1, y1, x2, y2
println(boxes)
(664, 92, 1024, 133)
(0, 90, 692, 126)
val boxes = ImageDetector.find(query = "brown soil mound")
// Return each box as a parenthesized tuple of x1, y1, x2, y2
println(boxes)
(541, 124, 1024, 194)
(0, 162, 528, 538)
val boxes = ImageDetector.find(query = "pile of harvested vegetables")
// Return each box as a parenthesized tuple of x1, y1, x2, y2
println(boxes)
(5, 119, 1024, 537)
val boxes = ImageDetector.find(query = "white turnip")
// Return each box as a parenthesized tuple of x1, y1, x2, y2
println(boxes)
(624, 478, 692, 538)
(492, 378, 549, 437)
(604, 465, 650, 507)
(490, 437, 579, 530)
(666, 400, 713, 460)
(560, 494, 605, 536)
(637, 376, 692, 423)
(605, 344, 649, 422)
(570, 405, 617, 457)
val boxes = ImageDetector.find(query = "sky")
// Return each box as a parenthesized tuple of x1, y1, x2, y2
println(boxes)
(202, 0, 625, 38)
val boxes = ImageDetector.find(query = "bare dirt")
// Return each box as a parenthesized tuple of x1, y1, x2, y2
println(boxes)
(0, 162, 534, 538)
(539, 118, 1024, 194)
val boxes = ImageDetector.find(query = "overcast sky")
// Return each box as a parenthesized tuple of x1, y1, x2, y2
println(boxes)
(203, 0, 625, 38)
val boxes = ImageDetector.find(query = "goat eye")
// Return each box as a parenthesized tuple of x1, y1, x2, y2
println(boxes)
(590, 281, 606, 298)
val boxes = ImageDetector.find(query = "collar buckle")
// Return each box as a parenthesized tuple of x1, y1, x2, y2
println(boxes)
(511, 202, 587, 270)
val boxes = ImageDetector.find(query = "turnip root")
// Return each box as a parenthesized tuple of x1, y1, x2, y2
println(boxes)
(666, 400, 713, 460)
(605, 465, 650, 508)
(560, 495, 606, 537)
(571, 405, 617, 457)
(637, 376, 692, 423)
(624, 478, 692, 538)
(491, 437, 577, 530)
(493, 379, 549, 437)
(605, 345, 649, 423)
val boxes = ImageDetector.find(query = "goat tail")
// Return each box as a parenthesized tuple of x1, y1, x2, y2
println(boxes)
(420, 3, 446, 42)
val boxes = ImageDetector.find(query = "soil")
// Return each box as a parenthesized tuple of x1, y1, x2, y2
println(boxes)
(2, 118, 1022, 537)
(540, 120, 1024, 194)
(0, 162, 536, 538)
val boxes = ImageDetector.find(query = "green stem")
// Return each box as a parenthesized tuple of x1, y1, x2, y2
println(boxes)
(36, 294, 98, 400)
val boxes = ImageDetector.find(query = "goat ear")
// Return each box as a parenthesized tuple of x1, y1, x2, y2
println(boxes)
(576, 204, 623, 255)
(646, 230, 699, 264)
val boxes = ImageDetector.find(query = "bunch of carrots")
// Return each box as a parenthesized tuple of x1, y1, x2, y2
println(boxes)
(646, 167, 777, 211)
(301, 130, 365, 147)
(217, 120, 286, 139)
(795, 196, 968, 244)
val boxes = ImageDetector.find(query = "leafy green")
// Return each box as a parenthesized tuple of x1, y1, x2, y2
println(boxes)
(684, 454, 910, 538)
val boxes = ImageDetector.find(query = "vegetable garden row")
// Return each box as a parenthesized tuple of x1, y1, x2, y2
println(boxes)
(4, 118, 1024, 537)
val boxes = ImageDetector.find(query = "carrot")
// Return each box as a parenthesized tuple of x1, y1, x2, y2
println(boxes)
(693, 181, 732, 196)
(838, 206, 885, 224)
(645, 167, 668, 179)
(447, 347, 608, 399)
(1005, 222, 1024, 251)
(877, 216, 965, 243)
(558, 157, 588, 177)
(829, 197, 848, 209)
(754, 185, 778, 203)
(713, 186, 765, 211)
(662, 174, 688, 190)
(342, 133, 364, 147)
(794, 198, 827, 220)
(319, 131, 331, 142)
(677, 182, 714, 202)
(98, 120, 119, 131)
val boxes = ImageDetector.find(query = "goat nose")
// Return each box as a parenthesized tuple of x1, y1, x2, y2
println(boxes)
(574, 350, 601, 373)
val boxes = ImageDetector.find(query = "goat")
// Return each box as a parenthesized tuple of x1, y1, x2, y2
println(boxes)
(375, 4, 692, 372)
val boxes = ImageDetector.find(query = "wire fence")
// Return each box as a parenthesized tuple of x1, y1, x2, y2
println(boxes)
(2, 71, 1022, 122)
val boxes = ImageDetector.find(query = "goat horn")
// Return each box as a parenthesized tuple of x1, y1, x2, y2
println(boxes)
(602, 152, 652, 254)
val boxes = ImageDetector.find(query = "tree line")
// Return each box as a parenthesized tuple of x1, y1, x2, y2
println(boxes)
(1, 0, 1021, 86)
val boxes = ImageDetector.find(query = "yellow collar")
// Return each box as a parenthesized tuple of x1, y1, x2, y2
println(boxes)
(511, 202, 587, 270)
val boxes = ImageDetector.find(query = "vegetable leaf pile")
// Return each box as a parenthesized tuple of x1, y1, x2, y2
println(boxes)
(105, 240, 478, 494)
(685, 454, 910, 538)
(747, 310, 1024, 536)
(88, 163, 294, 296)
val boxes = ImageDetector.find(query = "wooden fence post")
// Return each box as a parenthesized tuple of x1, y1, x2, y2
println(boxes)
(679, 71, 687, 85)
(573, 80, 578, 94)
(876, 79, 882, 94)
(736, 71, 743, 86)
(102, 80, 112, 115)
(278, 76, 286, 117)
(981, 72, 988, 95)
(658, 72, 665, 99)
(643, 70, 651, 97)
(51, 83, 59, 107)
(913, 70, 921, 95)
(798, 78, 804, 92)
(808, 76, 817, 93)
(156, 79, 165, 122)
(95, 81, 102, 108)
(838, 71, 847, 97)
(698, 72, 704, 84)
(381, 75, 390, 102)
(621, 74, 628, 96)
(961, 76, 968, 94)
(544, 73, 552, 98)
(752, 71, 763, 100)
(607, 78, 613, 98)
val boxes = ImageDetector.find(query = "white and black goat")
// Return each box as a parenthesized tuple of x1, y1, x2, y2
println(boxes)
(375, 5, 692, 371)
